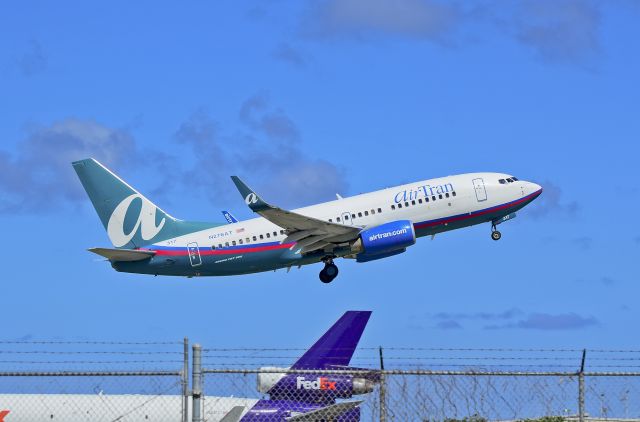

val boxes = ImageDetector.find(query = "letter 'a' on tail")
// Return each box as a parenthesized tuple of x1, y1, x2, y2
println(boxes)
(291, 311, 372, 370)
(72, 158, 177, 249)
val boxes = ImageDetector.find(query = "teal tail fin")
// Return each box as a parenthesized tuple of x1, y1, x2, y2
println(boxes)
(72, 158, 217, 248)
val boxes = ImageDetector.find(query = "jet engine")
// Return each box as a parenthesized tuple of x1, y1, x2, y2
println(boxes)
(350, 220, 416, 262)
(257, 368, 375, 399)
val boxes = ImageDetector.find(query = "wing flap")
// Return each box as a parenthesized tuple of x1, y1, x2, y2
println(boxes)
(88, 247, 156, 262)
(285, 401, 362, 421)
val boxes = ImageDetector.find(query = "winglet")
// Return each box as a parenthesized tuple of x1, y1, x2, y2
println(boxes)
(220, 406, 245, 422)
(222, 210, 238, 224)
(230, 176, 272, 212)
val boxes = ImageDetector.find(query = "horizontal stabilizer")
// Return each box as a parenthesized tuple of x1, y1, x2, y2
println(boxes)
(285, 401, 362, 421)
(220, 406, 245, 422)
(88, 247, 156, 262)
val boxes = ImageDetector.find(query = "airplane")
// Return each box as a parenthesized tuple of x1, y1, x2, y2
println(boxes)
(72, 158, 542, 283)
(0, 311, 376, 421)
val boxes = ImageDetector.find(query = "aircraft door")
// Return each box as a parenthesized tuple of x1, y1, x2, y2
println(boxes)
(472, 178, 487, 202)
(341, 212, 353, 225)
(187, 242, 202, 267)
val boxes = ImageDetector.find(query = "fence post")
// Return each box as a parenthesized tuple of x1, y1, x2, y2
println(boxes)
(182, 337, 189, 422)
(192, 343, 202, 422)
(379, 346, 387, 422)
(579, 349, 586, 422)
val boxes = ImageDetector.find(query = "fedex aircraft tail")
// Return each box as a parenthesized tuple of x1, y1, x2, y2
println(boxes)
(72, 158, 217, 249)
(260, 311, 376, 405)
(292, 311, 371, 370)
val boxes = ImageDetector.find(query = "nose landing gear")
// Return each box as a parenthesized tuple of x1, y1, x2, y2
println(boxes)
(491, 227, 502, 241)
(319, 257, 339, 283)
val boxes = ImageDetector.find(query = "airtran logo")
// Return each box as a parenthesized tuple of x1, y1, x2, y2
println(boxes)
(245, 193, 258, 205)
(296, 376, 337, 391)
(107, 194, 166, 247)
(394, 182, 454, 203)
(369, 228, 408, 242)
(0, 410, 10, 422)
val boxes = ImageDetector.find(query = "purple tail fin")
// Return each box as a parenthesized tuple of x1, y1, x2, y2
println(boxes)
(291, 311, 372, 370)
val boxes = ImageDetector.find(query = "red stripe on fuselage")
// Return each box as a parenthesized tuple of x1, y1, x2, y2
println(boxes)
(150, 242, 296, 256)
(414, 189, 542, 229)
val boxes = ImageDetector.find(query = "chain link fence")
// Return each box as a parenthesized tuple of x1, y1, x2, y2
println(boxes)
(198, 368, 640, 422)
(0, 339, 188, 421)
(1, 342, 639, 421)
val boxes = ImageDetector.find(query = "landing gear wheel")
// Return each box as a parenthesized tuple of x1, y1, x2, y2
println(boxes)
(491, 230, 502, 241)
(319, 270, 332, 283)
(319, 260, 339, 283)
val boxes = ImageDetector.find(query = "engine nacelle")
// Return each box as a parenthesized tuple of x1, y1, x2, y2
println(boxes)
(352, 220, 416, 262)
(257, 368, 375, 400)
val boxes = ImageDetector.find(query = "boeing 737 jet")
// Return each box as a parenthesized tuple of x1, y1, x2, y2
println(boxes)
(72, 158, 542, 283)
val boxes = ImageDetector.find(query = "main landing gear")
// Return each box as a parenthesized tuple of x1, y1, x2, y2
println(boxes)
(319, 257, 339, 283)
(491, 225, 502, 241)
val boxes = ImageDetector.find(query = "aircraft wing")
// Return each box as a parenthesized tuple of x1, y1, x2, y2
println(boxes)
(285, 401, 362, 421)
(231, 176, 361, 255)
(88, 247, 156, 262)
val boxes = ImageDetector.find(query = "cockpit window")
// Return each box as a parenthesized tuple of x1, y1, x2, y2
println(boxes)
(512, 176, 518, 181)
(499, 179, 506, 184)
(506, 178, 513, 183)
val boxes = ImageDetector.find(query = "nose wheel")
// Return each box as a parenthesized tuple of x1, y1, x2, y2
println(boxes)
(491, 226, 502, 241)
(319, 258, 339, 283)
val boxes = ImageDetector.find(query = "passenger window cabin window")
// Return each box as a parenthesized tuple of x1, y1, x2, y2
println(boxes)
(452, 192, 456, 197)
(411, 200, 416, 206)
(418, 199, 423, 204)
(211, 245, 216, 250)
(266, 233, 271, 238)
(246, 237, 250, 243)
(239, 239, 243, 244)
(225, 242, 229, 247)
(218, 244, 222, 248)
(398, 203, 403, 209)
(280, 230, 285, 235)
(273, 231, 277, 236)
(329, 218, 332, 222)
(352, 214, 356, 219)
(432, 196, 436, 201)
(344, 215, 349, 220)
(358, 212, 363, 217)
(391, 205, 396, 210)
(253, 236, 257, 241)
(425, 197, 429, 202)
(378, 208, 382, 213)
(439, 194, 443, 199)
(337, 217, 341, 222)
(259, 235, 264, 240)
(445, 193, 450, 198)
(232, 240, 237, 246)
(364, 211, 369, 216)
(405, 202, 409, 207)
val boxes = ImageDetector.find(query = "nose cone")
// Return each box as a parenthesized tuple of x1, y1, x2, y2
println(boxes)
(527, 181, 543, 198)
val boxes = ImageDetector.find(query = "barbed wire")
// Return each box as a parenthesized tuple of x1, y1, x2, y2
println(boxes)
(0, 350, 183, 355)
(0, 340, 183, 345)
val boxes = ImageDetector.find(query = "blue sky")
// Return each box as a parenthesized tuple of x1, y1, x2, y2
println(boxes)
(1, 0, 639, 359)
